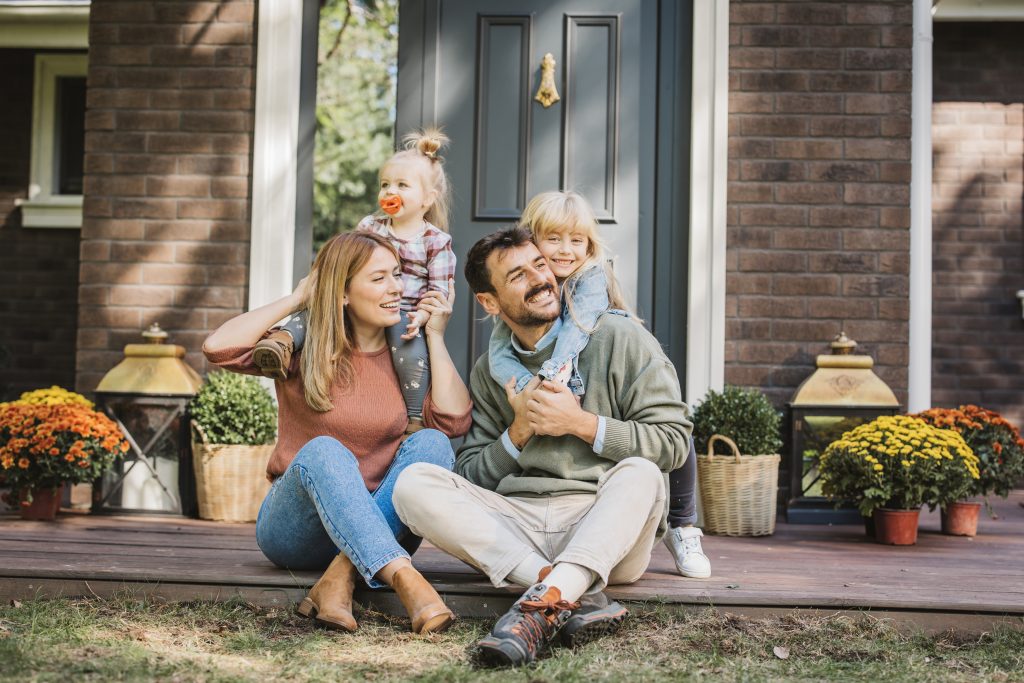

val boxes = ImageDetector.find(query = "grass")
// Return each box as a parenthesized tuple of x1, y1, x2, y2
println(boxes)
(0, 595, 1022, 682)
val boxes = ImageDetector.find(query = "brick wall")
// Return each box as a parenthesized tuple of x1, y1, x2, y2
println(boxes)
(0, 49, 81, 400)
(726, 1, 913, 407)
(78, 0, 256, 391)
(932, 23, 1024, 427)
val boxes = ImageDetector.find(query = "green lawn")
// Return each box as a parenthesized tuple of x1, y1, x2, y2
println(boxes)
(0, 595, 1021, 682)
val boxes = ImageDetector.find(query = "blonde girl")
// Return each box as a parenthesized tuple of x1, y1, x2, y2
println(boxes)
(255, 129, 456, 434)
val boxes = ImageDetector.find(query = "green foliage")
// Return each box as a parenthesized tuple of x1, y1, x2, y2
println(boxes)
(313, 0, 398, 253)
(190, 372, 276, 446)
(692, 385, 783, 456)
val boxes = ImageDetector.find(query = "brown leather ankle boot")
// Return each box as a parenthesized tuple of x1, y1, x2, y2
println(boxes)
(252, 329, 294, 381)
(296, 553, 358, 632)
(391, 566, 455, 634)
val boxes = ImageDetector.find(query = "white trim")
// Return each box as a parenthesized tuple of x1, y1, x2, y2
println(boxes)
(15, 52, 87, 229)
(908, 0, 934, 412)
(686, 0, 729, 404)
(933, 0, 1024, 21)
(0, 2, 89, 48)
(249, 0, 302, 311)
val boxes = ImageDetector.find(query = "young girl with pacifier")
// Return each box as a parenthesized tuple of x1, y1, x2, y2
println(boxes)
(255, 129, 456, 436)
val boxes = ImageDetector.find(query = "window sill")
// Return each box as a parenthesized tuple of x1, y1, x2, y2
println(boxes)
(16, 196, 83, 229)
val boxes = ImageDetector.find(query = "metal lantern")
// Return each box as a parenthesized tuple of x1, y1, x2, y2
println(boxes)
(785, 332, 900, 524)
(92, 323, 202, 516)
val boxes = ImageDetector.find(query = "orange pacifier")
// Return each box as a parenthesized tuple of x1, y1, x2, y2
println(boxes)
(379, 195, 403, 215)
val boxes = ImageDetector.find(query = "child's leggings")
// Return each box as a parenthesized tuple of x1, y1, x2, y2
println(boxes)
(666, 437, 698, 527)
(280, 310, 429, 420)
(384, 311, 430, 420)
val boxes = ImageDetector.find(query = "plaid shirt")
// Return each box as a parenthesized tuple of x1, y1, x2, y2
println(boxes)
(357, 215, 456, 311)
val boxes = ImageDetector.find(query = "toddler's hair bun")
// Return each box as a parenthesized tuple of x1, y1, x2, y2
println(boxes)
(403, 127, 449, 161)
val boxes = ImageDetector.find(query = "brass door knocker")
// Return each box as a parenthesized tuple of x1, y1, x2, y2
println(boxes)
(534, 52, 560, 108)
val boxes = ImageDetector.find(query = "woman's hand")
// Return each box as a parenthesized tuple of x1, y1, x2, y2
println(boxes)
(420, 279, 456, 337)
(291, 273, 315, 312)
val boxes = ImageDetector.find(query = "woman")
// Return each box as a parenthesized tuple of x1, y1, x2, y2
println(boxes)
(203, 231, 472, 634)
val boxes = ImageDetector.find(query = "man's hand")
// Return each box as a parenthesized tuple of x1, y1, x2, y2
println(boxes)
(527, 381, 598, 443)
(505, 375, 541, 449)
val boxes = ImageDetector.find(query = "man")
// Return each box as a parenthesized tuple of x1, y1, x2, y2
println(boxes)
(393, 226, 692, 666)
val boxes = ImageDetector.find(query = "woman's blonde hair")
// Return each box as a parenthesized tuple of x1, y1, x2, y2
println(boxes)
(300, 231, 399, 412)
(519, 191, 637, 327)
(383, 128, 452, 231)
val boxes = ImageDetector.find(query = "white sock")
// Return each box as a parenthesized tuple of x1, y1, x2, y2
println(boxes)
(506, 552, 551, 588)
(544, 563, 595, 603)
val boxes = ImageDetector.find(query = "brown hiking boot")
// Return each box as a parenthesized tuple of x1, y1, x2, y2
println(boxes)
(295, 553, 358, 632)
(252, 329, 293, 380)
(391, 566, 455, 634)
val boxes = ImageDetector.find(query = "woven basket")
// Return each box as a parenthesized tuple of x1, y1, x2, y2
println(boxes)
(696, 434, 780, 537)
(191, 422, 274, 523)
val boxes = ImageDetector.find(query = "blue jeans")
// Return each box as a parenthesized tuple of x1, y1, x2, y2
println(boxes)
(255, 429, 455, 588)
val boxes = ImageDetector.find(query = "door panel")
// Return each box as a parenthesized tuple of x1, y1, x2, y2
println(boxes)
(398, 0, 657, 378)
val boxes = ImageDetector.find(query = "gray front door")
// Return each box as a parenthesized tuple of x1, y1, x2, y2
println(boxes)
(398, 0, 662, 378)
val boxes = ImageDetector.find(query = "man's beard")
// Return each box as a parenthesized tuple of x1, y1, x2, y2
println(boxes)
(504, 283, 560, 327)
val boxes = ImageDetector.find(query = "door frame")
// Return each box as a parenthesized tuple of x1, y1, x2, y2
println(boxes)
(396, 0, 728, 401)
(249, 0, 729, 402)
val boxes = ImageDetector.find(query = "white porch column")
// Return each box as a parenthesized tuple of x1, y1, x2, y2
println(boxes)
(249, 0, 303, 311)
(908, 0, 934, 412)
(687, 0, 730, 405)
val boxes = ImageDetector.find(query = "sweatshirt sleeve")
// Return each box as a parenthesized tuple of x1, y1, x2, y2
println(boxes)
(454, 359, 523, 490)
(596, 335, 692, 472)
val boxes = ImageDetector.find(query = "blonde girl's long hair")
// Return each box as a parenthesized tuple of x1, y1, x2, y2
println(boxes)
(383, 127, 453, 231)
(300, 231, 400, 412)
(519, 190, 639, 329)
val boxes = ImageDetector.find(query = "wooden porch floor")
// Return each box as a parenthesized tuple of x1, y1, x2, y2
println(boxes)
(2, 492, 1023, 632)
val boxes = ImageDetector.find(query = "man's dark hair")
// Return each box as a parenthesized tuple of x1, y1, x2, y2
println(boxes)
(464, 225, 534, 294)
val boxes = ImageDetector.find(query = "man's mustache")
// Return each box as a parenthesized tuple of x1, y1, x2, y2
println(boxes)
(524, 284, 555, 303)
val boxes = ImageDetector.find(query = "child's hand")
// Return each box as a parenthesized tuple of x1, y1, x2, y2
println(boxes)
(401, 309, 431, 340)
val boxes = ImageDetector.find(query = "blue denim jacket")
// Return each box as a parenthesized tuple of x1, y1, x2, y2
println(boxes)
(488, 263, 610, 396)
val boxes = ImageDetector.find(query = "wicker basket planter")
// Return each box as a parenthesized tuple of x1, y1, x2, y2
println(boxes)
(191, 422, 273, 523)
(696, 434, 780, 537)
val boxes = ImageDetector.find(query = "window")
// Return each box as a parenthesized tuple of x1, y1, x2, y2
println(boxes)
(17, 53, 88, 228)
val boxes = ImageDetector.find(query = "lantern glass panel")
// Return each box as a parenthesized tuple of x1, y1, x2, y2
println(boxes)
(93, 395, 195, 516)
(798, 414, 876, 498)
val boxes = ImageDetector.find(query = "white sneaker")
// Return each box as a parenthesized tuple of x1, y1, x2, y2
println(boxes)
(663, 526, 711, 578)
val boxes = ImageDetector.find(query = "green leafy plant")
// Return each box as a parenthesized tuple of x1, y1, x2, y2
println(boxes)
(692, 386, 783, 456)
(190, 372, 276, 446)
(819, 415, 980, 516)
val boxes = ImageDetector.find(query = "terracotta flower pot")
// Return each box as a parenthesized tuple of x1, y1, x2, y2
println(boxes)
(873, 508, 920, 545)
(19, 488, 61, 521)
(940, 501, 981, 537)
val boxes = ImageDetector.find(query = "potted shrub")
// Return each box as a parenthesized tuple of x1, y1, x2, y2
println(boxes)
(190, 371, 277, 522)
(0, 402, 128, 520)
(692, 386, 783, 536)
(819, 415, 979, 545)
(913, 405, 1024, 536)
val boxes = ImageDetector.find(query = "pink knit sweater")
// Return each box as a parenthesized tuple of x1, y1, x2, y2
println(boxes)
(204, 343, 472, 490)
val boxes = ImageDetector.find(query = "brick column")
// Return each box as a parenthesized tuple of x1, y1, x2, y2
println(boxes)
(78, 0, 256, 391)
(727, 1, 913, 406)
(932, 23, 1024, 426)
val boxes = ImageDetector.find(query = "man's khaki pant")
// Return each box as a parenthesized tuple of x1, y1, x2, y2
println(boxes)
(393, 457, 667, 590)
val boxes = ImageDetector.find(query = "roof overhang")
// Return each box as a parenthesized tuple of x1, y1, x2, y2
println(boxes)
(933, 0, 1024, 21)
(0, 1, 90, 48)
